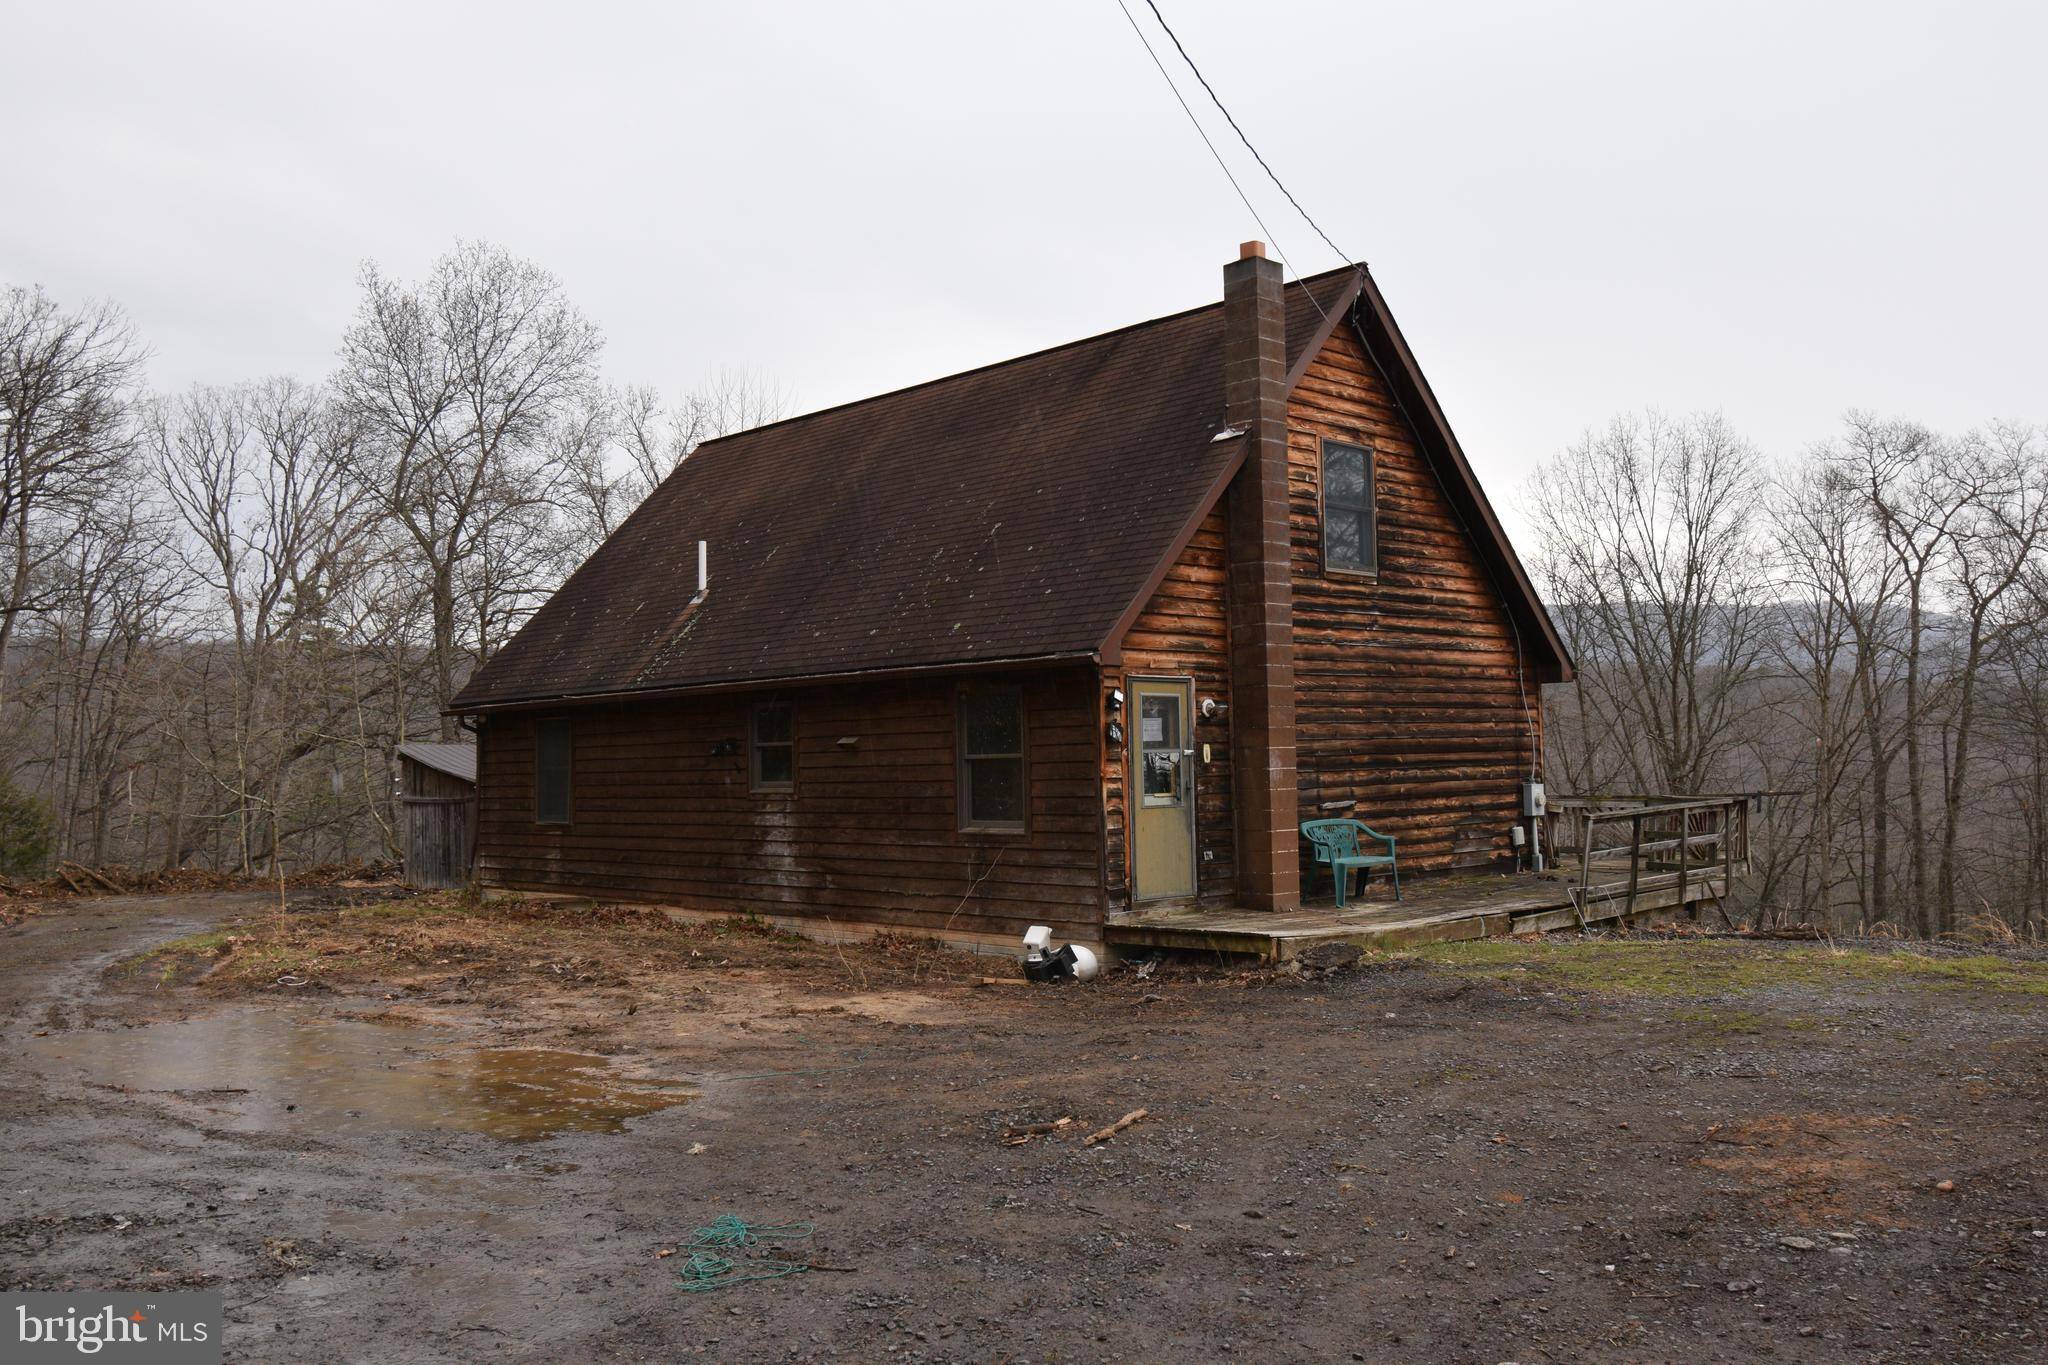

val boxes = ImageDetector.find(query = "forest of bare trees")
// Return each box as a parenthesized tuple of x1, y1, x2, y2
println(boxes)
(0, 242, 784, 879)
(1534, 410, 2048, 940)
(4, 246, 2041, 940)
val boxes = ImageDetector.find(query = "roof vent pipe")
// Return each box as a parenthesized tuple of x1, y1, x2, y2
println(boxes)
(693, 540, 709, 604)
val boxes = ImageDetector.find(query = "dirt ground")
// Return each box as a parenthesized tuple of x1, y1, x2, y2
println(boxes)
(1, 892, 2042, 1363)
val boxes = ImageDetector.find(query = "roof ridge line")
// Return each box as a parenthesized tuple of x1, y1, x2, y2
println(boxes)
(691, 264, 1360, 450)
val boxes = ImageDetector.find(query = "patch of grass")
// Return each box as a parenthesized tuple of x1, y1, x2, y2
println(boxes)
(117, 929, 241, 987)
(1416, 938, 2048, 1001)
(343, 899, 450, 922)
(1666, 1005, 1820, 1035)
(143, 930, 234, 958)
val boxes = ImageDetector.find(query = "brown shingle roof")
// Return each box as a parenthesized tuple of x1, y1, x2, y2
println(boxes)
(452, 268, 1359, 710)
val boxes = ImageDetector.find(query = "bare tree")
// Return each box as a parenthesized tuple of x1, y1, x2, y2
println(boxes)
(557, 371, 792, 557)
(1820, 414, 1992, 935)
(32, 477, 184, 863)
(1988, 565, 2048, 936)
(0, 287, 144, 722)
(1539, 409, 2048, 940)
(1767, 459, 1874, 926)
(148, 379, 369, 871)
(3, 248, 787, 878)
(339, 241, 603, 735)
(1531, 411, 1776, 794)
(1930, 423, 2048, 932)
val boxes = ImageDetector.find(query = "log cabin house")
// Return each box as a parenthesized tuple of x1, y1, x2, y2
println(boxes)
(449, 245, 1582, 956)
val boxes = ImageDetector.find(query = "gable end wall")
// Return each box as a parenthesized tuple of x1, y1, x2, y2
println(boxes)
(1287, 322, 1540, 872)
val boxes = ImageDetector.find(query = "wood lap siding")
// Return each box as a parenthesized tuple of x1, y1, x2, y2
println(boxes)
(1103, 324, 1535, 901)
(473, 667, 1104, 941)
(1288, 323, 1536, 871)
(401, 758, 474, 801)
(1103, 510, 1238, 911)
(399, 756, 475, 890)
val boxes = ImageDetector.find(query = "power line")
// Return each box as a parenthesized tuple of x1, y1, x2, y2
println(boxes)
(1140, 0, 1359, 272)
(1109, 0, 1323, 319)
(1117, 6, 1528, 779)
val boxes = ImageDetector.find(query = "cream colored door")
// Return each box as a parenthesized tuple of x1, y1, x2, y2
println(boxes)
(1132, 679, 1195, 901)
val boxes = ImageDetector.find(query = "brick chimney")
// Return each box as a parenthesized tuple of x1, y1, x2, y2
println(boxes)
(1222, 241, 1300, 912)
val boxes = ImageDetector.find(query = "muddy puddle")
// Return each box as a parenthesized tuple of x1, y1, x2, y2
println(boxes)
(26, 1010, 693, 1141)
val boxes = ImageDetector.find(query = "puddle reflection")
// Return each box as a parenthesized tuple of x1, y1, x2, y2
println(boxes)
(27, 1012, 693, 1141)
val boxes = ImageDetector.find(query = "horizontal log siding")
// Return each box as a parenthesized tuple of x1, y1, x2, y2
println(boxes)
(1104, 509, 1238, 912)
(1287, 324, 1538, 872)
(475, 667, 1105, 941)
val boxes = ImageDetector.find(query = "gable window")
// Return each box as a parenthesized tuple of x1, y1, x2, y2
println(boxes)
(957, 686, 1026, 832)
(1322, 439, 1377, 575)
(751, 701, 795, 792)
(535, 718, 572, 824)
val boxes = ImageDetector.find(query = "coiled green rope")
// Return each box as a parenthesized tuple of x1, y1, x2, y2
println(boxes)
(674, 1213, 817, 1293)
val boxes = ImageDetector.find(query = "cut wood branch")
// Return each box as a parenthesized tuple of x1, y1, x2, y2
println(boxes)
(61, 862, 122, 892)
(1003, 1116, 1073, 1139)
(1083, 1108, 1148, 1146)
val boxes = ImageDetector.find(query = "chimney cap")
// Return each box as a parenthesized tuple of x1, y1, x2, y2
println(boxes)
(1238, 240, 1267, 261)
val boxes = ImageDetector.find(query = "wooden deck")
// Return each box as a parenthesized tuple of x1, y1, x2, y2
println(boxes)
(1105, 864, 1733, 961)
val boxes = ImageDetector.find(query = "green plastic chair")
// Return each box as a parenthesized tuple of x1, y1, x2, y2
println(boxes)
(1301, 819, 1400, 907)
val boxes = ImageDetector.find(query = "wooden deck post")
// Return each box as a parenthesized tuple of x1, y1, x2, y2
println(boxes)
(1626, 811, 1643, 916)
(1721, 798, 1736, 900)
(1676, 807, 1689, 912)
(1575, 810, 1596, 928)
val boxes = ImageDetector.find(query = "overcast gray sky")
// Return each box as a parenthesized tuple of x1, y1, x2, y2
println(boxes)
(6, 0, 2042, 537)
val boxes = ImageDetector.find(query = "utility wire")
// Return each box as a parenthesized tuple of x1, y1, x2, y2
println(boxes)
(1109, 0, 1324, 321)
(1140, 0, 1359, 272)
(1123, 4, 1538, 788)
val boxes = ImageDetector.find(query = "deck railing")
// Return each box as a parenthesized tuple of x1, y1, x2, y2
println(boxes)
(1543, 793, 1758, 926)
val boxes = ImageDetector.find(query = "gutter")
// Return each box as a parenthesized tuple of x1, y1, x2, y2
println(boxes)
(444, 649, 1102, 717)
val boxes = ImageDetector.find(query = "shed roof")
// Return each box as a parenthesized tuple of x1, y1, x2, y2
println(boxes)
(453, 265, 1566, 711)
(396, 741, 477, 785)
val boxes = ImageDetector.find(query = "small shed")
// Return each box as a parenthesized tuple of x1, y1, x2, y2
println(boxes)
(396, 741, 477, 889)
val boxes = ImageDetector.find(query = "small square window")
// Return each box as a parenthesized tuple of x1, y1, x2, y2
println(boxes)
(751, 702, 795, 792)
(958, 687, 1026, 832)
